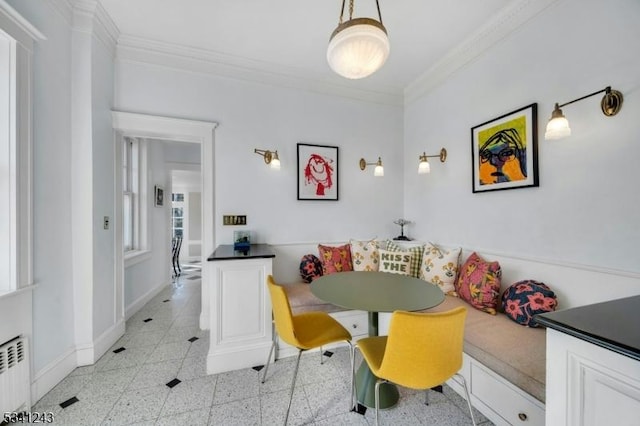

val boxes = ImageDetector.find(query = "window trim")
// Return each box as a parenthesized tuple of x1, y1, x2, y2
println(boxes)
(116, 135, 149, 268)
(0, 5, 44, 293)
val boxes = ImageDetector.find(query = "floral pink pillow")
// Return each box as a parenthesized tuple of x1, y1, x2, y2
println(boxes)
(318, 244, 353, 275)
(454, 252, 502, 315)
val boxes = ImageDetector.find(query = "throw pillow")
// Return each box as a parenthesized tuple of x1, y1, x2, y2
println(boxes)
(501, 280, 558, 327)
(318, 243, 353, 275)
(385, 241, 425, 278)
(420, 243, 461, 294)
(299, 254, 323, 283)
(455, 252, 502, 315)
(350, 239, 380, 272)
(378, 249, 412, 276)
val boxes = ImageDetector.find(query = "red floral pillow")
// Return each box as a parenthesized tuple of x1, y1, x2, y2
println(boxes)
(501, 280, 558, 327)
(454, 252, 502, 315)
(318, 244, 353, 275)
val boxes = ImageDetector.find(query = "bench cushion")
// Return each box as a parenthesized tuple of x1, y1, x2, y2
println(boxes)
(422, 295, 546, 402)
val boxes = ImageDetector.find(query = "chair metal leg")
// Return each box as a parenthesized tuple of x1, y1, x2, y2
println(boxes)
(424, 389, 429, 405)
(455, 373, 477, 426)
(261, 339, 276, 384)
(319, 345, 323, 364)
(285, 350, 303, 425)
(374, 379, 386, 426)
(347, 341, 356, 410)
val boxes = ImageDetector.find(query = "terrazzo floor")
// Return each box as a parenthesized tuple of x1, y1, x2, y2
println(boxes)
(29, 264, 494, 425)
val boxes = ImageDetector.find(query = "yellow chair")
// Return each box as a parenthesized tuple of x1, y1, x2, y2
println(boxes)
(355, 306, 476, 426)
(261, 275, 354, 425)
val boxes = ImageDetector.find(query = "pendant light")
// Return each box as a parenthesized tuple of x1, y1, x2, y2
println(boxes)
(327, 0, 390, 79)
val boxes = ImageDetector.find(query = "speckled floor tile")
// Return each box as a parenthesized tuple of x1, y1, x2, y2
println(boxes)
(155, 409, 210, 426)
(209, 396, 261, 426)
(212, 367, 260, 405)
(103, 385, 170, 425)
(159, 375, 217, 417)
(126, 359, 183, 391)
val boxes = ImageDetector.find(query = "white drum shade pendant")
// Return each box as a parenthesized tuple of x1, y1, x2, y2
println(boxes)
(327, 0, 389, 79)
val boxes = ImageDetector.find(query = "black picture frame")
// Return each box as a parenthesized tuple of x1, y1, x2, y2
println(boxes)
(154, 185, 164, 207)
(471, 103, 539, 193)
(297, 143, 339, 201)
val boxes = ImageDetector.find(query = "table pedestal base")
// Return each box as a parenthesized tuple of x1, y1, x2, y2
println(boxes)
(356, 362, 399, 409)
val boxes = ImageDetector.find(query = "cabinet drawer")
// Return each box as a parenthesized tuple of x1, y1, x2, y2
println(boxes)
(471, 362, 545, 426)
(331, 311, 368, 337)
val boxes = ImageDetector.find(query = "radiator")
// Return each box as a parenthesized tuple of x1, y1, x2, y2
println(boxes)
(0, 337, 30, 413)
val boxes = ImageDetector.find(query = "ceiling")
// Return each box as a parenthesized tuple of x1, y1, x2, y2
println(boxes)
(99, 0, 516, 99)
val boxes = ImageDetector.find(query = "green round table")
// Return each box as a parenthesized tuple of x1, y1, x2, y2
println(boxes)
(311, 271, 445, 409)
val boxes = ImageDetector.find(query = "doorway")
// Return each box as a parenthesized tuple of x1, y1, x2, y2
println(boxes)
(112, 111, 217, 330)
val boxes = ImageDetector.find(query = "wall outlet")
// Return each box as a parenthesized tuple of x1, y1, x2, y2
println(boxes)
(103, 216, 110, 230)
(223, 215, 247, 226)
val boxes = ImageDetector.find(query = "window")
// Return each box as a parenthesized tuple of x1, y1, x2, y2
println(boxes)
(172, 193, 185, 239)
(122, 137, 139, 252)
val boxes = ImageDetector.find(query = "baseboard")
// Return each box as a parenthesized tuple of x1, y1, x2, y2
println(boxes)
(125, 280, 170, 320)
(75, 319, 125, 366)
(206, 341, 272, 375)
(31, 347, 77, 404)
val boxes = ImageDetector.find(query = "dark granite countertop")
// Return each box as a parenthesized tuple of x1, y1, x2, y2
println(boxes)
(536, 295, 640, 362)
(207, 244, 275, 261)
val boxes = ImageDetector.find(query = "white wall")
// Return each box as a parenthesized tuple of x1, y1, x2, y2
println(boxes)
(404, 0, 640, 278)
(7, 0, 76, 374)
(114, 62, 405, 253)
(91, 28, 116, 340)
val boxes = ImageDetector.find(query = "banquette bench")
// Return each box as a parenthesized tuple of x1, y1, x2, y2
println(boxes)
(270, 241, 640, 426)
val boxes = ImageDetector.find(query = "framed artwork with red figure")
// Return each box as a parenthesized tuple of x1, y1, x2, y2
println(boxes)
(471, 103, 539, 193)
(297, 143, 339, 201)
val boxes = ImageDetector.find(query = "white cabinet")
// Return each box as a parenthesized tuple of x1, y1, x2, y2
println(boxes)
(206, 246, 274, 375)
(545, 328, 640, 426)
(446, 353, 545, 426)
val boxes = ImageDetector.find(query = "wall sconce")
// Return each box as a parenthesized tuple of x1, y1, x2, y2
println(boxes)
(418, 148, 447, 174)
(359, 157, 384, 177)
(545, 86, 623, 140)
(254, 148, 281, 169)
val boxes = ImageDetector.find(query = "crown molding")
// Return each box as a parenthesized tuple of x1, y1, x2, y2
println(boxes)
(116, 35, 404, 107)
(404, 0, 561, 106)
(47, 0, 74, 25)
(0, 0, 46, 47)
(71, 0, 119, 56)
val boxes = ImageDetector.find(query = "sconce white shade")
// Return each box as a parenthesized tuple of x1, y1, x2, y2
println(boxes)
(327, 18, 389, 79)
(254, 148, 281, 169)
(545, 116, 571, 140)
(270, 151, 281, 169)
(418, 159, 430, 174)
(360, 156, 384, 177)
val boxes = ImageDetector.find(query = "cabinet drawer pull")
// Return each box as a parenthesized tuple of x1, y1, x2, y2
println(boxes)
(352, 324, 358, 329)
(518, 412, 528, 421)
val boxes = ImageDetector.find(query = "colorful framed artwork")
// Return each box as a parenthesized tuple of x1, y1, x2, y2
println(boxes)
(297, 143, 339, 201)
(471, 103, 539, 193)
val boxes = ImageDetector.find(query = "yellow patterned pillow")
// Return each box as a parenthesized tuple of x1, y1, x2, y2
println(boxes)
(349, 239, 380, 271)
(419, 242, 461, 294)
